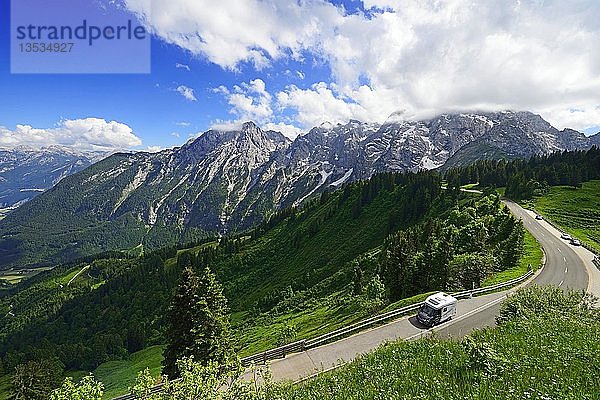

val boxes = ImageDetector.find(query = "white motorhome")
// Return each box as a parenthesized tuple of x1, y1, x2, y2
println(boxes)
(416, 292, 457, 327)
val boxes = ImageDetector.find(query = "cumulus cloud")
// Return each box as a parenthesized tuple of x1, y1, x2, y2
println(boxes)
(539, 105, 600, 133)
(262, 122, 302, 140)
(211, 78, 304, 138)
(132, 0, 600, 131)
(0, 118, 142, 151)
(145, 145, 163, 152)
(213, 79, 273, 121)
(125, 0, 341, 69)
(175, 63, 190, 71)
(176, 85, 197, 101)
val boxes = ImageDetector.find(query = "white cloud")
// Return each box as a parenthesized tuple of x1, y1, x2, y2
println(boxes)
(539, 105, 600, 132)
(175, 63, 190, 71)
(277, 82, 371, 127)
(214, 78, 273, 122)
(212, 78, 304, 138)
(132, 0, 600, 131)
(145, 145, 163, 152)
(176, 85, 197, 101)
(262, 122, 302, 140)
(208, 118, 301, 140)
(175, 121, 191, 126)
(125, 0, 342, 70)
(0, 118, 142, 151)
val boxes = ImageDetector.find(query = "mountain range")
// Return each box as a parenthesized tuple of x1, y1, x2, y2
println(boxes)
(0, 146, 106, 218)
(0, 111, 598, 268)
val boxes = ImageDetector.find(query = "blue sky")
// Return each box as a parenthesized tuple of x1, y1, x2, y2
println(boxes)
(0, 0, 324, 150)
(0, 0, 599, 152)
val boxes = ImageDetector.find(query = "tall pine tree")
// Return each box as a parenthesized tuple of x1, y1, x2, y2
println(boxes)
(192, 265, 233, 369)
(162, 263, 233, 378)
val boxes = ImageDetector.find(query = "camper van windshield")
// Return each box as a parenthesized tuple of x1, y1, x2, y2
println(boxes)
(420, 304, 440, 317)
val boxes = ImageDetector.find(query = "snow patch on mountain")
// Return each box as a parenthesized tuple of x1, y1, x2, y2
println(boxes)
(330, 168, 354, 187)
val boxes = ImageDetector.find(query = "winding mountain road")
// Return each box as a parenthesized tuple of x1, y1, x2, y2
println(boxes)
(242, 199, 598, 383)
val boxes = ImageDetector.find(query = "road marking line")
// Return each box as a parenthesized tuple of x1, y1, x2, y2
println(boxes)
(559, 280, 564, 287)
(558, 248, 562, 253)
(563, 256, 567, 262)
(564, 266, 568, 274)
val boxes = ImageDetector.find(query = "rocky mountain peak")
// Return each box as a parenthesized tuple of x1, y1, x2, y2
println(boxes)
(1, 110, 597, 267)
(241, 121, 259, 131)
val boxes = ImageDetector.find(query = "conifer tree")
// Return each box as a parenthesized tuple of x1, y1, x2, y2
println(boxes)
(192, 265, 233, 369)
(162, 265, 201, 378)
(162, 263, 233, 378)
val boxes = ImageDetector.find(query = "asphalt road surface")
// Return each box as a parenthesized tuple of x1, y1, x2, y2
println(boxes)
(242, 200, 595, 383)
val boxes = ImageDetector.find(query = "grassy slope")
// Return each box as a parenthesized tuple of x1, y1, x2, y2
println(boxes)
(528, 180, 600, 253)
(0, 376, 9, 400)
(280, 307, 599, 399)
(93, 345, 164, 400)
(0, 347, 164, 400)
(219, 188, 408, 311)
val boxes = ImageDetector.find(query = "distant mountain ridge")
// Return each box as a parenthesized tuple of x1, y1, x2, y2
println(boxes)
(0, 146, 106, 216)
(0, 111, 596, 268)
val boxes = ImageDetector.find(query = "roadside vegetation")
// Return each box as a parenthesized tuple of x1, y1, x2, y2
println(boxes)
(447, 147, 600, 251)
(482, 230, 542, 286)
(49, 285, 600, 400)
(276, 285, 599, 400)
(527, 180, 600, 253)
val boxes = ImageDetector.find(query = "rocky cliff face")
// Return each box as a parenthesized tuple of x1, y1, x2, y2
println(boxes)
(0, 111, 595, 267)
(590, 132, 600, 147)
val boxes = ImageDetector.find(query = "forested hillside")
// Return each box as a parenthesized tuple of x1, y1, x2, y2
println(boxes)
(0, 172, 443, 374)
(0, 170, 529, 398)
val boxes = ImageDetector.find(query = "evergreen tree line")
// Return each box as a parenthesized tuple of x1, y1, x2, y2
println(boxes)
(445, 147, 600, 199)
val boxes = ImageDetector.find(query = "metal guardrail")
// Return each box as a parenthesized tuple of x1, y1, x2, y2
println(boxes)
(112, 268, 534, 399)
(113, 382, 170, 400)
(240, 340, 307, 366)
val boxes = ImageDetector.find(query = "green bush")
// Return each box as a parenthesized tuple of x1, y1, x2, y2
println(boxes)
(497, 285, 598, 325)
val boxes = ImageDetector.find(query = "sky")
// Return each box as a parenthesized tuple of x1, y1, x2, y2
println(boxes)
(0, 0, 599, 152)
